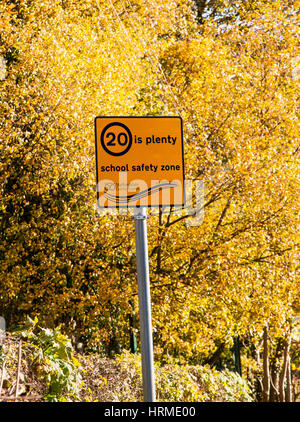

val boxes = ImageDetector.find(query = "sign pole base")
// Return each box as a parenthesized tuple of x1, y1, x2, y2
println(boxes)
(133, 207, 156, 402)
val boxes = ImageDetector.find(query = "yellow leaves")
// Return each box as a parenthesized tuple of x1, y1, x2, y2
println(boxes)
(0, 0, 298, 362)
(71, 355, 81, 368)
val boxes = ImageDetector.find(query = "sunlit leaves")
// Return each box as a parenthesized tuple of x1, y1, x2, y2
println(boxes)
(0, 0, 299, 365)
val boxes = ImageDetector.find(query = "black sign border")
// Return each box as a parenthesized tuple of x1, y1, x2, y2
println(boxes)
(94, 116, 185, 209)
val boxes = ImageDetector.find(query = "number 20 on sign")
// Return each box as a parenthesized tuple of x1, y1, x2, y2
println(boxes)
(94, 116, 185, 208)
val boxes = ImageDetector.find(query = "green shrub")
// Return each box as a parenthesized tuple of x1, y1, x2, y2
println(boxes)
(17, 316, 83, 402)
(117, 351, 253, 402)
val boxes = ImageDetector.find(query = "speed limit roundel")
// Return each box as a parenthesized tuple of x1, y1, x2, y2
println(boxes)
(100, 122, 133, 156)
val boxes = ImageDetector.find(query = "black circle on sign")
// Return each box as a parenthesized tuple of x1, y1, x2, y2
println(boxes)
(100, 122, 133, 156)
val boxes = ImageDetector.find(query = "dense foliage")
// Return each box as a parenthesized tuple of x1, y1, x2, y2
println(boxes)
(0, 325, 253, 402)
(0, 0, 299, 401)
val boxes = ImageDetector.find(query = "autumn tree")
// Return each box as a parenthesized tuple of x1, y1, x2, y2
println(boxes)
(0, 0, 299, 401)
(146, 0, 299, 400)
(0, 0, 195, 350)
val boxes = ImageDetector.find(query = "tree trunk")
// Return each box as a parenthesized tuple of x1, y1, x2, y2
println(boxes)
(269, 340, 282, 402)
(285, 354, 292, 402)
(262, 326, 270, 402)
(232, 336, 242, 376)
(279, 338, 290, 402)
(193, 0, 208, 25)
(269, 367, 279, 402)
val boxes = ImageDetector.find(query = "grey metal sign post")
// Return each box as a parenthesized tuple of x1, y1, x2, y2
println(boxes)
(133, 207, 156, 402)
(95, 116, 184, 402)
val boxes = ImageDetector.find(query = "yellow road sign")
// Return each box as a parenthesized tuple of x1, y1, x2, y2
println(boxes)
(95, 116, 185, 207)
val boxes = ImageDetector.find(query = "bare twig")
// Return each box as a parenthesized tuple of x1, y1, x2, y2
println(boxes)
(0, 358, 7, 396)
(15, 340, 22, 399)
(0, 395, 44, 402)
